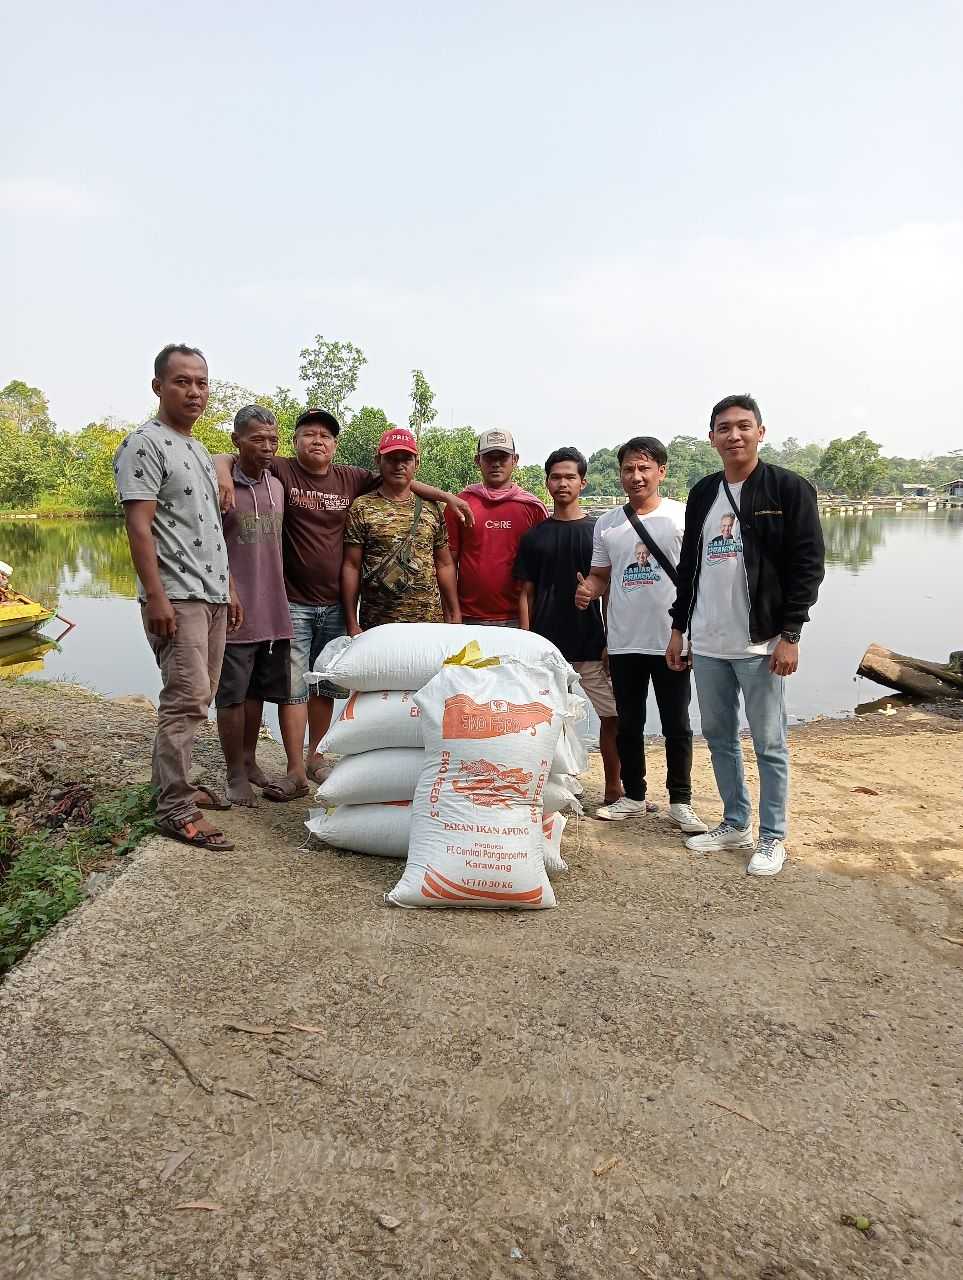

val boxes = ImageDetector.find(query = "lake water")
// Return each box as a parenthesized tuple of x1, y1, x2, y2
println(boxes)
(2, 511, 961, 738)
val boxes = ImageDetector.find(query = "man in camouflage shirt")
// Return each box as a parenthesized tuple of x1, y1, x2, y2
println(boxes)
(341, 428, 461, 631)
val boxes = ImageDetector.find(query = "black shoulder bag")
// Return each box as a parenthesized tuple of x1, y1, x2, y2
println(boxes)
(363, 496, 424, 597)
(622, 504, 678, 586)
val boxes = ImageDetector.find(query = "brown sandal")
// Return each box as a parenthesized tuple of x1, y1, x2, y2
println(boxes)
(156, 815, 236, 851)
(262, 778, 310, 803)
(193, 784, 231, 811)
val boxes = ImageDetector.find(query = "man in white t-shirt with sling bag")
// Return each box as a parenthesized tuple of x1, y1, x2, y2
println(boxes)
(575, 436, 707, 832)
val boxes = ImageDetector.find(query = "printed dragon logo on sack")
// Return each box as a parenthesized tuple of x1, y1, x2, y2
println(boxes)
(451, 759, 534, 808)
(442, 693, 553, 740)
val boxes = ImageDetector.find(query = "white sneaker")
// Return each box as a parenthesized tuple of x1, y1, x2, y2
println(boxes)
(668, 803, 709, 834)
(595, 797, 647, 822)
(684, 821, 753, 853)
(747, 837, 787, 877)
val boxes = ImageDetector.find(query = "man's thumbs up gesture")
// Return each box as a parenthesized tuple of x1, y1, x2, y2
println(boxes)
(574, 570, 594, 611)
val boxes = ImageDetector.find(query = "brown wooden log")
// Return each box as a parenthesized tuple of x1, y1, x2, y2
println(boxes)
(857, 643, 963, 699)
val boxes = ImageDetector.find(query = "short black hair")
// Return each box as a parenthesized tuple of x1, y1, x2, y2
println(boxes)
(294, 408, 340, 436)
(154, 343, 206, 379)
(544, 446, 587, 478)
(617, 436, 668, 467)
(234, 405, 277, 434)
(709, 394, 762, 430)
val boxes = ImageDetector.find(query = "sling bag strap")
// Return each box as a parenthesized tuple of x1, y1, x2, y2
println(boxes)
(721, 477, 750, 531)
(622, 503, 679, 587)
(363, 495, 424, 588)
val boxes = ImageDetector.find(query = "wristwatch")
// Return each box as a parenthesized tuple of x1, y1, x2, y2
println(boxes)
(780, 630, 801, 644)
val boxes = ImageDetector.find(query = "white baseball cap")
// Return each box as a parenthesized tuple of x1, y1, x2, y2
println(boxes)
(477, 429, 516, 454)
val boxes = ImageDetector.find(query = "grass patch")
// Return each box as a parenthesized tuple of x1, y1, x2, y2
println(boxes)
(0, 784, 155, 974)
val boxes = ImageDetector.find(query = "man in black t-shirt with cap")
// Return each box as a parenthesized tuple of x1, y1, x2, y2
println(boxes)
(514, 447, 623, 806)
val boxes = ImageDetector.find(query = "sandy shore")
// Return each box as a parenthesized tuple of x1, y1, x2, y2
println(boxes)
(1, 682, 962, 1279)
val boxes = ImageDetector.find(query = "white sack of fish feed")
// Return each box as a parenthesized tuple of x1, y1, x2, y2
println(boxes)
(304, 802, 411, 859)
(315, 747, 424, 807)
(313, 747, 571, 813)
(321, 690, 423, 756)
(321, 688, 588, 787)
(543, 776, 584, 815)
(541, 811, 568, 876)
(553, 719, 589, 777)
(304, 803, 569, 876)
(308, 623, 570, 694)
(386, 658, 569, 909)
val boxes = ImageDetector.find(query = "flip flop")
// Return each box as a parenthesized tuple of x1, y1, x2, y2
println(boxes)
(193, 784, 231, 811)
(262, 779, 310, 803)
(305, 760, 332, 784)
(156, 815, 235, 851)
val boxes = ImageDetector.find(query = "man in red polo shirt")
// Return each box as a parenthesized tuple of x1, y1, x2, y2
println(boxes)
(444, 430, 548, 626)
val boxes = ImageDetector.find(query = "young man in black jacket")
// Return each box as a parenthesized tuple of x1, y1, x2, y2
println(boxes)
(666, 394, 824, 877)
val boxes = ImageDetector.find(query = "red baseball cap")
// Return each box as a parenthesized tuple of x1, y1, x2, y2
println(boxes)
(377, 427, 419, 456)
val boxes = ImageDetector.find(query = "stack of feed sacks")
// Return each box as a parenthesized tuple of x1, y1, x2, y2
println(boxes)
(303, 624, 583, 870)
(387, 654, 571, 910)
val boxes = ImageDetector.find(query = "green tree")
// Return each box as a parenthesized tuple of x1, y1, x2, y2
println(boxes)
(264, 386, 305, 455)
(0, 380, 55, 433)
(815, 431, 886, 496)
(409, 369, 438, 437)
(336, 406, 391, 468)
(664, 436, 718, 499)
(583, 447, 620, 495)
(516, 463, 549, 503)
(759, 436, 824, 481)
(0, 381, 67, 508)
(60, 422, 129, 511)
(417, 426, 478, 493)
(298, 335, 366, 421)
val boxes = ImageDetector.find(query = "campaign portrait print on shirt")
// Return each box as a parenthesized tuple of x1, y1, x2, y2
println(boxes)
(621, 541, 663, 588)
(705, 512, 742, 565)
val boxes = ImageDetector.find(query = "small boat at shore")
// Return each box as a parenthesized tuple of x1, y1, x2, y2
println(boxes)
(0, 591, 56, 640)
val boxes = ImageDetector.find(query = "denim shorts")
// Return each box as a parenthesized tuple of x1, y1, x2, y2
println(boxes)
(286, 602, 349, 703)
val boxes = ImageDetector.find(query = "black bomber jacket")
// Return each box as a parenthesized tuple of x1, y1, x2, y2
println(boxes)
(669, 461, 825, 644)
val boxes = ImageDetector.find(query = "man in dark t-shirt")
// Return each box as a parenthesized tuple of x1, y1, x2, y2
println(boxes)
(217, 410, 473, 800)
(514, 447, 622, 806)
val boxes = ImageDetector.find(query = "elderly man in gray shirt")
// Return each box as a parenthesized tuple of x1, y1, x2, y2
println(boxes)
(114, 344, 242, 850)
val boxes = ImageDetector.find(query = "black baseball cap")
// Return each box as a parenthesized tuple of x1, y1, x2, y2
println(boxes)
(294, 408, 340, 435)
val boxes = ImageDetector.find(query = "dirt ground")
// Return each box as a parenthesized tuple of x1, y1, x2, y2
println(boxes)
(1, 682, 962, 1280)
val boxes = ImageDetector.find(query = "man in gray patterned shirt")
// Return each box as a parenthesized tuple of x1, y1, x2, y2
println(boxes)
(114, 344, 242, 850)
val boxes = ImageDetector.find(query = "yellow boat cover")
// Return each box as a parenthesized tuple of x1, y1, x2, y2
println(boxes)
(0, 598, 49, 624)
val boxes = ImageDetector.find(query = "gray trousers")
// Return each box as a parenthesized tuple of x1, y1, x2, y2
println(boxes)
(143, 601, 227, 825)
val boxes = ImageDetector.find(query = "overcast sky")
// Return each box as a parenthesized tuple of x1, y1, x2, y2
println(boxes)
(4, 1, 961, 461)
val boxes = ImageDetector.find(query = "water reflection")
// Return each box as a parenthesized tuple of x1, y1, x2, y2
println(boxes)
(0, 632, 60, 679)
(1, 512, 960, 725)
(1, 518, 135, 606)
(821, 513, 887, 571)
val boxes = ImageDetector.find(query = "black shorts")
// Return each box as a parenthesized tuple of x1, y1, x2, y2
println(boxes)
(215, 639, 291, 708)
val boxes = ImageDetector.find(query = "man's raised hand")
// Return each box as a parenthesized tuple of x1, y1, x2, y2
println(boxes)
(574, 571, 594, 611)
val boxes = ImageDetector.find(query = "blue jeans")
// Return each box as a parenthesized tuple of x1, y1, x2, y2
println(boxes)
(286, 602, 348, 703)
(692, 654, 789, 840)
